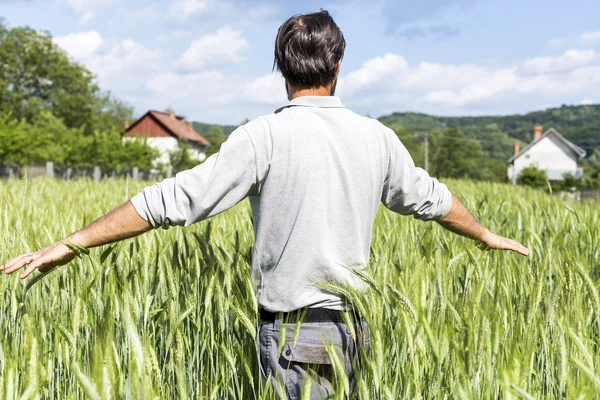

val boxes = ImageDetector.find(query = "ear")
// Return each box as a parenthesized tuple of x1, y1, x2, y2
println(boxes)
(336, 61, 341, 75)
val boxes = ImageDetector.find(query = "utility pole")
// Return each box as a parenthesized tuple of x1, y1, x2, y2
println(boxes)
(424, 133, 429, 172)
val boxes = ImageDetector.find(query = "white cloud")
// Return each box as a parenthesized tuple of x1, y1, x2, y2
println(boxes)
(581, 98, 594, 105)
(340, 53, 409, 96)
(167, 0, 210, 21)
(148, 70, 229, 101)
(179, 26, 249, 70)
(54, 30, 103, 59)
(523, 49, 597, 73)
(581, 31, 600, 44)
(141, 69, 287, 123)
(548, 30, 600, 49)
(90, 39, 163, 77)
(243, 73, 287, 104)
(335, 50, 600, 115)
(62, 0, 117, 26)
(147, 71, 285, 106)
(54, 31, 162, 81)
(338, 54, 520, 108)
(166, 0, 279, 26)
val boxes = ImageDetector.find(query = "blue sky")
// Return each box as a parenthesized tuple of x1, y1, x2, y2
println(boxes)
(2, 0, 600, 124)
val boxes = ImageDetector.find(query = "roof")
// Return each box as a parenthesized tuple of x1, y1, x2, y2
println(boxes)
(507, 128, 586, 164)
(125, 110, 211, 146)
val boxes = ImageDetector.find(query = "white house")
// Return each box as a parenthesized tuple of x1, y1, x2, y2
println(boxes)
(507, 126, 586, 184)
(123, 110, 211, 166)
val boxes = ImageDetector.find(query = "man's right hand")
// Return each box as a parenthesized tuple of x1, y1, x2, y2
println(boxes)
(438, 193, 530, 257)
(477, 230, 530, 257)
(1, 241, 76, 279)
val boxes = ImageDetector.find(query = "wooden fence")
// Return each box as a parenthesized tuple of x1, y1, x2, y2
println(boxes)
(0, 162, 173, 181)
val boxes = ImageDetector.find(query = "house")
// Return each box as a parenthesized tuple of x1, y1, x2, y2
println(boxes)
(123, 110, 211, 166)
(507, 126, 586, 184)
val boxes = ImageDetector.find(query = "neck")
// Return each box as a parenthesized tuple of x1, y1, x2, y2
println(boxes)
(288, 85, 332, 100)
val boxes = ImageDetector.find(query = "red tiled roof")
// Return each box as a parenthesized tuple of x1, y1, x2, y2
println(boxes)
(149, 111, 211, 146)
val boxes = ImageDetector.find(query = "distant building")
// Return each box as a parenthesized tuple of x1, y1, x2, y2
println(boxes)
(123, 110, 211, 165)
(507, 126, 586, 184)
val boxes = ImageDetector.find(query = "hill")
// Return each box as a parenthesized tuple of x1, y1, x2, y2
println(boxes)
(192, 122, 237, 137)
(378, 104, 600, 155)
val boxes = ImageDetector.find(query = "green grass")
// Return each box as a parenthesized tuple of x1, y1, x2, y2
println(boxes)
(0, 177, 598, 399)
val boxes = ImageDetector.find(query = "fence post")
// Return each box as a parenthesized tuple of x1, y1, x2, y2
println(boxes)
(46, 161, 54, 178)
(167, 166, 173, 179)
(66, 168, 73, 180)
(132, 166, 139, 180)
(93, 166, 101, 181)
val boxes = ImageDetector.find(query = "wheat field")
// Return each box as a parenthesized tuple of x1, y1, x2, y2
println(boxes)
(0, 176, 598, 399)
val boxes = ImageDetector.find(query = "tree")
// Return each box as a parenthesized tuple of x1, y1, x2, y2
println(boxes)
(202, 125, 226, 157)
(91, 92, 134, 134)
(169, 141, 202, 173)
(582, 149, 600, 190)
(517, 166, 547, 189)
(388, 125, 423, 167)
(0, 21, 131, 134)
(429, 126, 484, 179)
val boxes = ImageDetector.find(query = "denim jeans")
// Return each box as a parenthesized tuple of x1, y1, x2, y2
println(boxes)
(258, 314, 369, 400)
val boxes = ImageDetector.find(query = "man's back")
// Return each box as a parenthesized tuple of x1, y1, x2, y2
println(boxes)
(247, 95, 448, 311)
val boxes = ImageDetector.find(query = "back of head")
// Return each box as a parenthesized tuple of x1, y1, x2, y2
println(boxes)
(274, 10, 346, 89)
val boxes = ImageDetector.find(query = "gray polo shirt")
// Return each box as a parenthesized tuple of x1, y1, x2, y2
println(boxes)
(131, 96, 452, 312)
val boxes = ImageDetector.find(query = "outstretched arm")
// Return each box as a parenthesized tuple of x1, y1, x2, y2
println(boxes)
(381, 127, 529, 257)
(2, 126, 264, 279)
(1, 200, 151, 279)
(438, 193, 529, 256)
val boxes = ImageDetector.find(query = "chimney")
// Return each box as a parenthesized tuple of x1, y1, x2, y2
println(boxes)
(170, 110, 175, 119)
(514, 140, 520, 155)
(124, 121, 130, 129)
(534, 125, 543, 140)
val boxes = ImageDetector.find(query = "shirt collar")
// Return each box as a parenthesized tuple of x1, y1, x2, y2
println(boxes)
(286, 96, 345, 108)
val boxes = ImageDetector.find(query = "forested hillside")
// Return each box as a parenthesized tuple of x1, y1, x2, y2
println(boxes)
(379, 104, 600, 154)
(375, 104, 600, 184)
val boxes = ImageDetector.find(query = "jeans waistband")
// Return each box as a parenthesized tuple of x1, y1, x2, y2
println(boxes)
(259, 308, 363, 324)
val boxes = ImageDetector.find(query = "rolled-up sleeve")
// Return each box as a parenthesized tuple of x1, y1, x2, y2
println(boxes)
(381, 129, 452, 221)
(130, 127, 259, 228)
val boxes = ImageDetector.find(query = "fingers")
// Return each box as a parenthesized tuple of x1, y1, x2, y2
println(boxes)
(477, 233, 530, 257)
(500, 237, 530, 257)
(2, 253, 37, 275)
(20, 258, 44, 279)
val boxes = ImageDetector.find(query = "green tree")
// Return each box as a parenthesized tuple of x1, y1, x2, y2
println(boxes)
(388, 125, 423, 167)
(169, 141, 202, 173)
(557, 172, 584, 192)
(582, 149, 600, 190)
(517, 166, 547, 189)
(202, 125, 225, 157)
(0, 21, 132, 134)
(429, 126, 484, 179)
(91, 92, 134, 133)
(0, 22, 97, 129)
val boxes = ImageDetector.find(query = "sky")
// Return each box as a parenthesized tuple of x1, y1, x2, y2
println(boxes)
(2, 0, 600, 124)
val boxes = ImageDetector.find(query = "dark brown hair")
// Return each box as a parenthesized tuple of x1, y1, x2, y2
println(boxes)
(274, 10, 346, 88)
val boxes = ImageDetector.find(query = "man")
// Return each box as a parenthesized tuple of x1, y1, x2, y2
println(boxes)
(2, 10, 528, 400)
